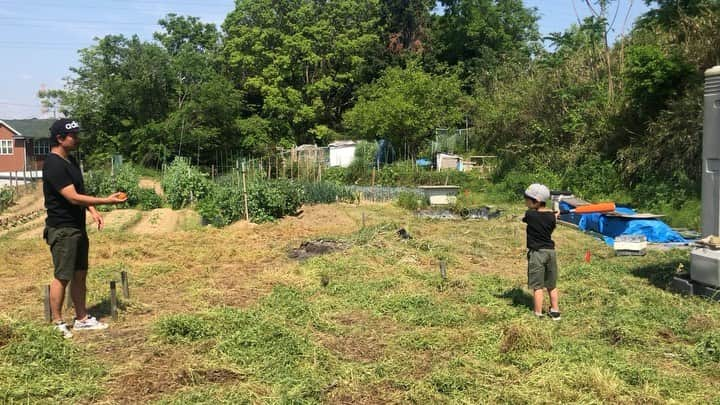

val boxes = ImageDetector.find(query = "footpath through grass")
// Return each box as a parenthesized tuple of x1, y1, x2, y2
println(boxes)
(0, 203, 719, 403)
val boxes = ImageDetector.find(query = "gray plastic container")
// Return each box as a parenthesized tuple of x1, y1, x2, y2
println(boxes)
(692, 66, 720, 288)
(701, 66, 720, 237)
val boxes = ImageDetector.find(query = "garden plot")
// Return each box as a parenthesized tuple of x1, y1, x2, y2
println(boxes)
(1, 202, 719, 403)
(130, 208, 200, 234)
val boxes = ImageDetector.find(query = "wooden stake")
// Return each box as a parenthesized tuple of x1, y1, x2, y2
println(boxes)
(66, 282, 73, 309)
(235, 160, 240, 188)
(110, 281, 118, 321)
(439, 261, 447, 280)
(43, 285, 51, 323)
(121, 271, 130, 299)
(362, 212, 366, 229)
(242, 162, 250, 222)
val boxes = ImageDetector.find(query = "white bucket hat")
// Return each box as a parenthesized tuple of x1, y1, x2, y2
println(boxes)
(524, 183, 550, 203)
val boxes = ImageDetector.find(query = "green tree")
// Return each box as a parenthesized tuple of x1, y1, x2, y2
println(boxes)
(64, 35, 175, 165)
(432, 0, 540, 87)
(155, 14, 243, 161)
(222, 0, 384, 148)
(343, 63, 467, 152)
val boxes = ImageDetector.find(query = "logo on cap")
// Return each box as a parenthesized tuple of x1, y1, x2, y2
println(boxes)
(65, 121, 80, 130)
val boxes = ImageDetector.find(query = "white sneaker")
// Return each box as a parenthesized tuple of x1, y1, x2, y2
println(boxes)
(54, 322, 73, 339)
(73, 315, 108, 331)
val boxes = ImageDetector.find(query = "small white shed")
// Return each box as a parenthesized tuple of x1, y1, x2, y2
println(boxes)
(436, 153, 463, 171)
(328, 141, 357, 168)
(418, 185, 461, 205)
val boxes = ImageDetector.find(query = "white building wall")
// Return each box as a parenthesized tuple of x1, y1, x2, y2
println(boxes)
(329, 146, 356, 168)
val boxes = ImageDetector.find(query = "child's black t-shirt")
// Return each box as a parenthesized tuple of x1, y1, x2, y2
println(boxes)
(522, 210, 556, 250)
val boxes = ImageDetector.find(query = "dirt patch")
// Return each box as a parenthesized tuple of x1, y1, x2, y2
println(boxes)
(316, 332, 387, 363)
(100, 209, 142, 231)
(289, 239, 351, 260)
(139, 178, 163, 196)
(6, 215, 46, 239)
(0, 324, 14, 348)
(176, 368, 244, 385)
(315, 311, 401, 363)
(327, 381, 404, 404)
(131, 208, 180, 234)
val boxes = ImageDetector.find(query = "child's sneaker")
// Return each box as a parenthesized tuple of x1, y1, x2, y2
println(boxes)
(54, 322, 73, 339)
(534, 312, 544, 320)
(548, 309, 561, 321)
(73, 316, 108, 331)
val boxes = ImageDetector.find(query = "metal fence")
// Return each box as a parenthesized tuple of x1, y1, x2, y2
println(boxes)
(346, 186, 423, 202)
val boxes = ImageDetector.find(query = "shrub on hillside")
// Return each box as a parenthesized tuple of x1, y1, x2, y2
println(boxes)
(85, 164, 140, 207)
(196, 185, 245, 227)
(486, 167, 562, 202)
(198, 179, 304, 226)
(84, 165, 164, 210)
(338, 159, 488, 190)
(395, 190, 428, 211)
(248, 179, 303, 222)
(321, 166, 347, 184)
(136, 188, 164, 210)
(0, 186, 14, 212)
(345, 141, 378, 182)
(162, 157, 211, 209)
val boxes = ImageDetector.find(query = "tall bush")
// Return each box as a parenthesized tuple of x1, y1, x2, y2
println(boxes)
(162, 157, 210, 209)
(197, 179, 304, 226)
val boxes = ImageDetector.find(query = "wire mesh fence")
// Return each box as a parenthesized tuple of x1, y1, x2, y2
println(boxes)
(347, 186, 424, 202)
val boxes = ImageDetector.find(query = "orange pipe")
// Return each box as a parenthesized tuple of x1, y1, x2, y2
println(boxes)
(573, 202, 616, 214)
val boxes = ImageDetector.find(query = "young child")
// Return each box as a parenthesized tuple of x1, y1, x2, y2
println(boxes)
(522, 183, 561, 320)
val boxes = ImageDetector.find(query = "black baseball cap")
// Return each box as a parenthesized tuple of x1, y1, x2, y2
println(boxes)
(49, 118, 81, 138)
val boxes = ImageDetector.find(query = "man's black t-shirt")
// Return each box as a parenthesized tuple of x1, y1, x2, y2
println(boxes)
(522, 210, 556, 250)
(43, 153, 86, 230)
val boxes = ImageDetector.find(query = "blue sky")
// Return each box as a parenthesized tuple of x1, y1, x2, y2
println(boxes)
(0, 0, 649, 119)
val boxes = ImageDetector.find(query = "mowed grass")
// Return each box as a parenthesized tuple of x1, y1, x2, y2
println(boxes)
(1, 202, 720, 403)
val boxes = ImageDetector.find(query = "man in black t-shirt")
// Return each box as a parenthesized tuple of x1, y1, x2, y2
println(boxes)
(43, 118, 127, 338)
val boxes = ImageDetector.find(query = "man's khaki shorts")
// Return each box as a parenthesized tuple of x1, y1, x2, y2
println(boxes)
(527, 249, 558, 290)
(44, 226, 89, 281)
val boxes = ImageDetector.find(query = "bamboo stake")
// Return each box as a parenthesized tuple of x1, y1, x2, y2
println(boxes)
(110, 281, 118, 321)
(121, 271, 130, 299)
(66, 283, 73, 309)
(43, 285, 51, 322)
(242, 162, 250, 222)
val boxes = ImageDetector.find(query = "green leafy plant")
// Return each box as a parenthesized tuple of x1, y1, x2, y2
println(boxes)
(84, 165, 164, 210)
(395, 190, 428, 211)
(246, 179, 304, 223)
(196, 184, 245, 227)
(197, 179, 303, 226)
(0, 187, 14, 212)
(136, 187, 164, 210)
(302, 181, 357, 204)
(162, 157, 211, 209)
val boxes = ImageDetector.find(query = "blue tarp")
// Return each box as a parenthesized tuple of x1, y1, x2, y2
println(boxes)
(559, 202, 687, 247)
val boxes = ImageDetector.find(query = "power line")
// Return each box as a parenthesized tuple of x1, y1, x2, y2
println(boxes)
(0, 102, 43, 107)
(0, 0, 233, 7)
